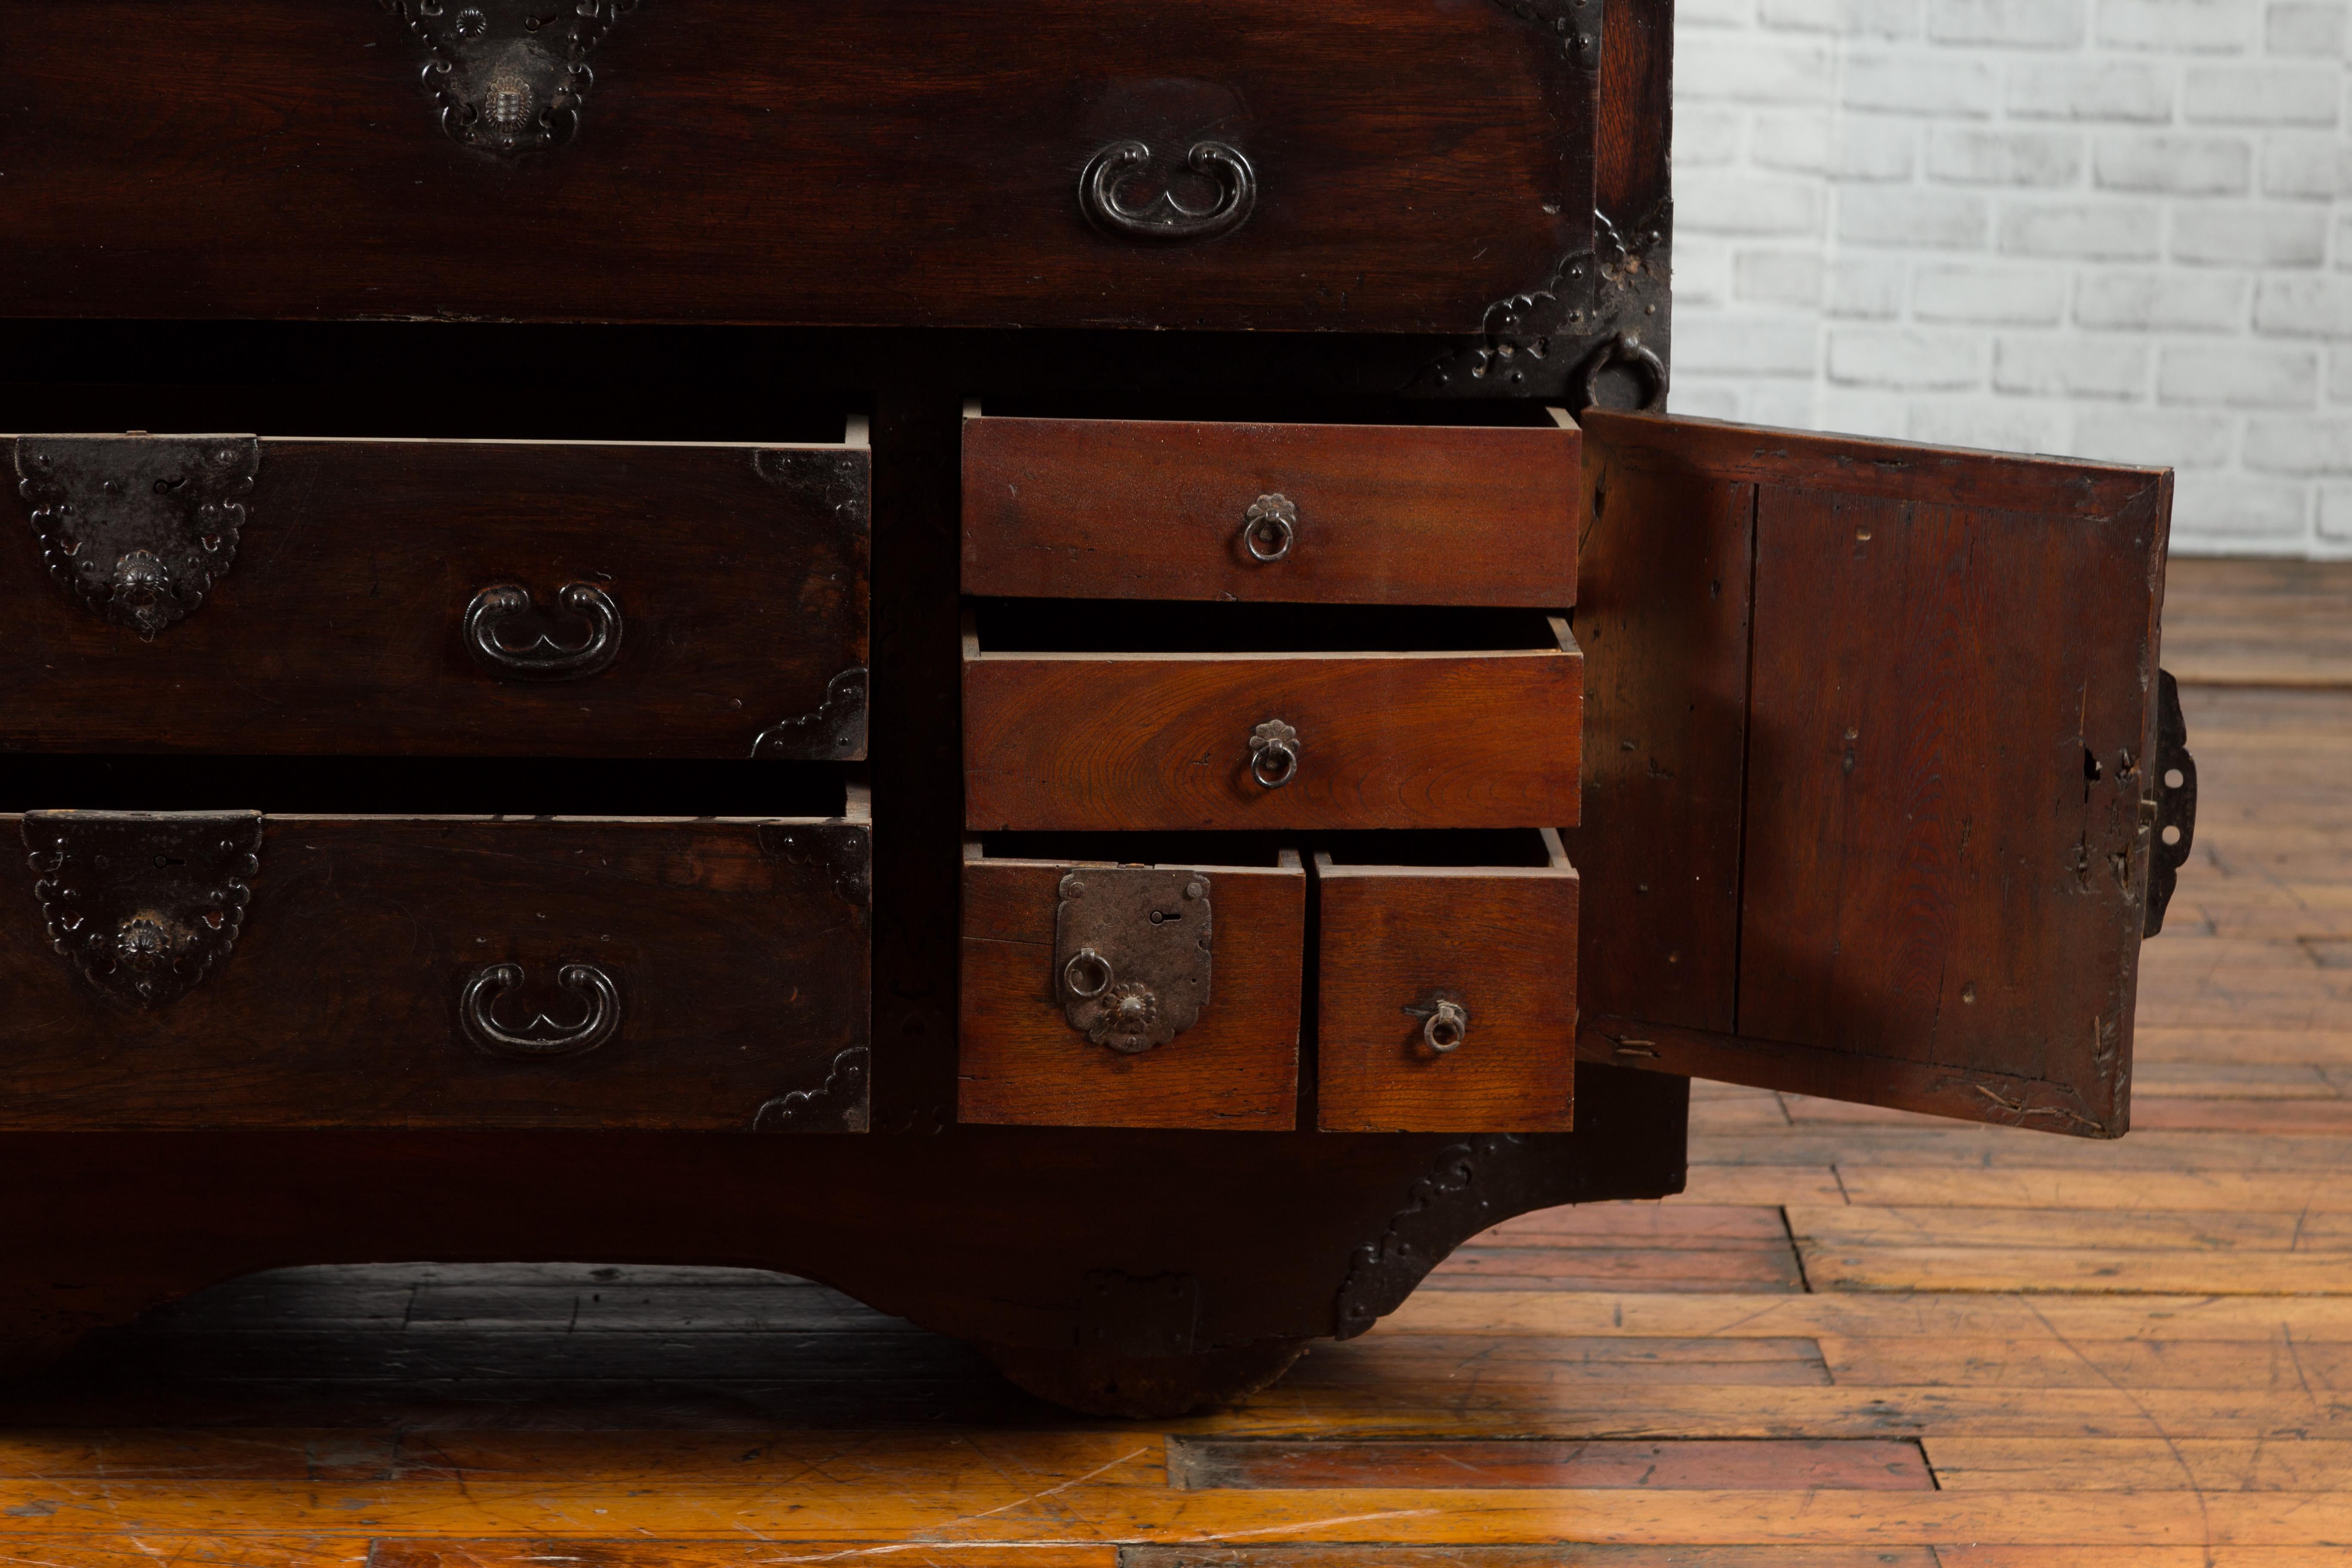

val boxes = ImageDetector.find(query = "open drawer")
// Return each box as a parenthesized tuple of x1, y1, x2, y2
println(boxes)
(958, 828, 1582, 1132)
(962, 400, 1578, 607)
(960, 836, 1305, 1130)
(1315, 829, 1580, 1133)
(962, 603, 1583, 833)
(2, 419, 870, 759)
(0, 790, 872, 1131)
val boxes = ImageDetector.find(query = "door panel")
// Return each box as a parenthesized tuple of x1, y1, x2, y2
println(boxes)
(1567, 412, 2171, 1138)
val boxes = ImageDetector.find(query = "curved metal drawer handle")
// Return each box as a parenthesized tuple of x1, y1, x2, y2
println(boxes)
(464, 582, 623, 681)
(461, 962, 621, 1059)
(1081, 140, 1257, 242)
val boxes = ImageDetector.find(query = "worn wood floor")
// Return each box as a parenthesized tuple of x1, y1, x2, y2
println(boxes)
(6, 557, 2352, 1567)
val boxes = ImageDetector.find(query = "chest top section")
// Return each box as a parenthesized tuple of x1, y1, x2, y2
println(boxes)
(6, 0, 1602, 337)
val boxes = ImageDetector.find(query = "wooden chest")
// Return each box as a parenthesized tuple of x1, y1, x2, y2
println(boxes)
(0, 0, 2193, 1417)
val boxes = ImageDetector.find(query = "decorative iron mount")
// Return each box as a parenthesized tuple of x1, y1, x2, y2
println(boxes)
(23, 812, 263, 1009)
(380, 0, 639, 159)
(2144, 669, 2197, 938)
(14, 435, 258, 638)
(1421, 201, 1673, 409)
(1056, 868, 1213, 1054)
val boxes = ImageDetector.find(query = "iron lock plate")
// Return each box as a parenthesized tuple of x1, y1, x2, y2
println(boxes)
(1055, 867, 1212, 1054)
(13, 434, 259, 638)
(22, 810, 263, 1008)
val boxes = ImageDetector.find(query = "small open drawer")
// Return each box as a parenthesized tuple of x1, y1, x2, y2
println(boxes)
(959, 836, 1304, 1130)
(962, 399, 1578, 607)
(962, 602, 1583, 833)
(1314, 829, 1579, 1133)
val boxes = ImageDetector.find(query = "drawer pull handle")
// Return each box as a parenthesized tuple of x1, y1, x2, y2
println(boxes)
(1405, 994, 1470, 1055)
(461, 962, 621, 1059)
(1248, 719, 1300, 789)
(464, 582, 623, 681)
(1063, 946, 1115, 1000)
(1081, 139, 1257, 242)
(1242, 495, 1296, 563)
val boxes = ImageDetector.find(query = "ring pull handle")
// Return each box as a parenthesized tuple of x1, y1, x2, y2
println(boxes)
(1403, 995, 1470, 1056)
(1249, 719, 1300, 790)
(460, 962, 622, 1059)
(1242, 495, 1296, 564)
(464, 582, 623, 682)
(1063, 946, 1114, 1000)
(1572, 330, 1670, 414)
(1081, 139, 1258, 242)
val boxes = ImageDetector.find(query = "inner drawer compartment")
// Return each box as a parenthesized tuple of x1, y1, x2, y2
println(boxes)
(1313, 829, 1579, 1133)
(959, 835, 1304, 1130)
(962, 400, 1577, 607)
(0, 790, 872, 1131)
(962, 602, 1583, 832)
(1, 418, 869, 758)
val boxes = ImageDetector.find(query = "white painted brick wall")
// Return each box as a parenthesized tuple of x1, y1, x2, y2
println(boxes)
(1670, 0, 2352, 555)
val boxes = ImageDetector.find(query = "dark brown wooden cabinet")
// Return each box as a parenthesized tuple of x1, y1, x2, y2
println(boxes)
(0, 0, 2190, 1418)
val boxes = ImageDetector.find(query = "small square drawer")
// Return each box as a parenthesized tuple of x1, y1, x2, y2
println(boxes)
(962, 401, 1577, 607)
(2, 417, 869, 759)
(962, 603, 1583, 833)
(1313, 830, 1579, 1133)
(0, 789, 872, 1131)
(959, 836, 1304, 1130)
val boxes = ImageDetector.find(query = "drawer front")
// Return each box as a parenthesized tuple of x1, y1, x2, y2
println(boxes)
(1315, 844, 1580, 1133)
(962, 416, 1580, 607)
(2, 437, 867, 758)
(0, 812, 871, 1130)
(9, 3, 1593, 332)
(959, 848, 1303, 1130)
(963, 635, 1584, 833)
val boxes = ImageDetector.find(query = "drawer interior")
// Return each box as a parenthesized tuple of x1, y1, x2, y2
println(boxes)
(0, 756, 853, 819)
(0, 382, 865, 446)
(969, 395, 1566, 428)
(968, 600, 1570, 656)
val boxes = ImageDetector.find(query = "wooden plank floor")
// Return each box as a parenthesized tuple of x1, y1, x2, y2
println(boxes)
(8, 556, 2352, 1566)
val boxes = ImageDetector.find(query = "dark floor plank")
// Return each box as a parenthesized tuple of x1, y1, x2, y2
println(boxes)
(1426, 1243, 1806, 1292)
(371, 1547, 1118, 1568)
(1120, 1550, 1942, 1568)
(1168, 1436, 1933, 1490)
(1281, 1335, 1830, 1389)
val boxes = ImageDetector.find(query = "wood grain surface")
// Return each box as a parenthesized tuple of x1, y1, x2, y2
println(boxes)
(961, 414, 1579, 607)
(1, 0, 1590, 331)
(0, 438, 869, 758)
(1570, 411, 2169, 1136)
(1559, 423, 1754, 1036)
(958, 845, 1303, 1129)
(964, 624, 1583, 833)
(0, 813, 869, 1130)
(0, 666, 2338, 1568)
(1314, 837, 1580, 1133)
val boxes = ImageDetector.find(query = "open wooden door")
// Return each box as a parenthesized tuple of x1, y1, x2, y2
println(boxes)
(1564, 411, 2191, 1138)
